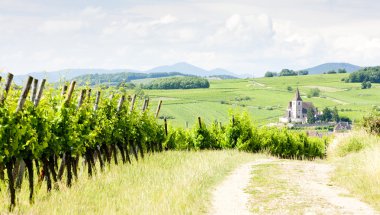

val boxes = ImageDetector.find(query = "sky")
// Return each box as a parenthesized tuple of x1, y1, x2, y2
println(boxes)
(1, 0, 380, 76)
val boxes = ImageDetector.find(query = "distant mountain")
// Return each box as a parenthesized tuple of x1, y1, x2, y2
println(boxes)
(146, 62, 234, 77)
(14, 69, 140, 85)
(14, 62, 235, 85)
(305, 63, 361, 74)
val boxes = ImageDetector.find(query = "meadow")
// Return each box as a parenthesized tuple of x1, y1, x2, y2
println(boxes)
(146, 73, 379, 127)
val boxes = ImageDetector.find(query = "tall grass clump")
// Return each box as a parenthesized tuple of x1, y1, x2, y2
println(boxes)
(329, 131, 380, 210)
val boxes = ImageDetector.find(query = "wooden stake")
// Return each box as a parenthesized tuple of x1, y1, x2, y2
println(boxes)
(34, 79, 46, 107)
(155, 100, 162, 118)
(164, 117, 168, 136)
(77, 89, 86, 109)
(61, 85, 68, 96)
(30, 79, 38, 102)
(130, 94, 136, 112)
(65, 81, 76, 105)
(0, 73, 14, 104)
(142, 99, 147, 111)
(117, 95, 125, 112)
(16, 76, 33, 112)
(146, 98, 149, 109)
(198, 117, 202, 128)
(93, 91, 101, 111)
(86, 89, 92, 102)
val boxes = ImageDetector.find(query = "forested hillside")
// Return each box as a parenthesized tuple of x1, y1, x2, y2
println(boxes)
(73, 72, 193, 86)
(142, 76, 210, 89)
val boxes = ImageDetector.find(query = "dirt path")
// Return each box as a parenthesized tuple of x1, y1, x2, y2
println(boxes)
(209, 159, 273, 215)
(209, 159, 377, 215)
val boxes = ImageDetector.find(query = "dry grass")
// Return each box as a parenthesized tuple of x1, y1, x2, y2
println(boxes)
(0, 150, 261, 214)
(329, 131, 380, 211)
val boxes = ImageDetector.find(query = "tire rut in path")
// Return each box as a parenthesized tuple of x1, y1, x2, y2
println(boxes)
(209, 159, 377, 215)
(209, 159, 274, 215)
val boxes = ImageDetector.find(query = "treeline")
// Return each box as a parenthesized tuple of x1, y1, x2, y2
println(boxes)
(265, 69, 309, 77)
(324, 68, 347, 74)
(74, 72, 193, 86)
(345, 66, 380, 83)
(141, 76, 210, 89)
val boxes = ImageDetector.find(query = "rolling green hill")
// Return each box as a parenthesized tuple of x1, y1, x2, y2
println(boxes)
(144, 73, 378, 127)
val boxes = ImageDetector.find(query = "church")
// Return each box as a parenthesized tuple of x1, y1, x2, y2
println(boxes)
(279, 88, 318, 124)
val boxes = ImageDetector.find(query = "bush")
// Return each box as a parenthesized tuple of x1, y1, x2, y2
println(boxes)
(363, 110, 380, 135)
(307, 88, 320, 98)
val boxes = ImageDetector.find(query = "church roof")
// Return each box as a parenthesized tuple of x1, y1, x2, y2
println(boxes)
(293, 88, 302, 101)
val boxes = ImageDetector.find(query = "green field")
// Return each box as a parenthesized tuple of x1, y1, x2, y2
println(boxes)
(145, 73, 379, 127)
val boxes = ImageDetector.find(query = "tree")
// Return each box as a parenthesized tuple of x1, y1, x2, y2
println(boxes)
(307, 88, 320, 98)
(287, 86, 293, 92)
(279, 69, 297, 76)
(367, 81, 372, 89)
(265, 71, 277, 77)
(298, 70, 309, 75)
(327, 70, 337, 74)
(338, 69, 347, 73)
(361, 81, 372, 89)
(321, 107, 333, 122)
(332, 107, 340, 122)
(307, 108, 316, 124)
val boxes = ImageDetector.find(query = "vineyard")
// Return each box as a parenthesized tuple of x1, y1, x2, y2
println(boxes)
(0, 73, 326, 211)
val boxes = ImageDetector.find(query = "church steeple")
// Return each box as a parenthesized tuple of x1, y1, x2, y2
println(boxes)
(293, 88, 302, 101)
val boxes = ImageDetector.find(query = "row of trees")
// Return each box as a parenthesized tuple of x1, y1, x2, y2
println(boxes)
(265, 69, 309, 77)
(325, 69, 347, 74)
(307, 107, 349, 124)
(141, 77, 210, 89)
(346, 66, 380, 83)
(74, 72, 193, 86)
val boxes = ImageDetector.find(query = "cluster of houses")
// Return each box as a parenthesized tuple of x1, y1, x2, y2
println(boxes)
(279, 88, 351, 133)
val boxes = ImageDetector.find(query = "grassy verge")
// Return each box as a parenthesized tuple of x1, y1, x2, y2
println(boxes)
(0, 150, 261, 214)
(329, 131, 380, 211)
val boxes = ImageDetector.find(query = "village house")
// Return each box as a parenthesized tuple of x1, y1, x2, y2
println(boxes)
(279, 88, 318, 124)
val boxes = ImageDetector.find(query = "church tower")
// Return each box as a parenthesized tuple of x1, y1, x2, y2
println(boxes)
(291, 88, 303, 120)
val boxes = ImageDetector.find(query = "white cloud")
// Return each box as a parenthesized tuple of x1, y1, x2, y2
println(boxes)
(39, 19, 85, 33)
(1, 0, 380, 75)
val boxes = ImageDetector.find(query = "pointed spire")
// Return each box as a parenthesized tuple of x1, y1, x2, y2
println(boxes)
(293, 88, 302, 101)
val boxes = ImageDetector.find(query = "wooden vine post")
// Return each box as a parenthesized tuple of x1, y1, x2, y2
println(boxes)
(58, 81, 76, 185)
(93, 91, 101, 111)
(7, 76, 33, 210)
(198, 117, 202, 128)
(142, 98, 149, 111)
(155, 100, 162, 118)
(0, 73, 13, 181)
(0, 73, 14, 105)
(34, 79, 46, 107)
(129, 94, 136, 112)
(30, 79, 38, 102)
(61, 85, 68, 96)
(164, 117, 168, 136)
